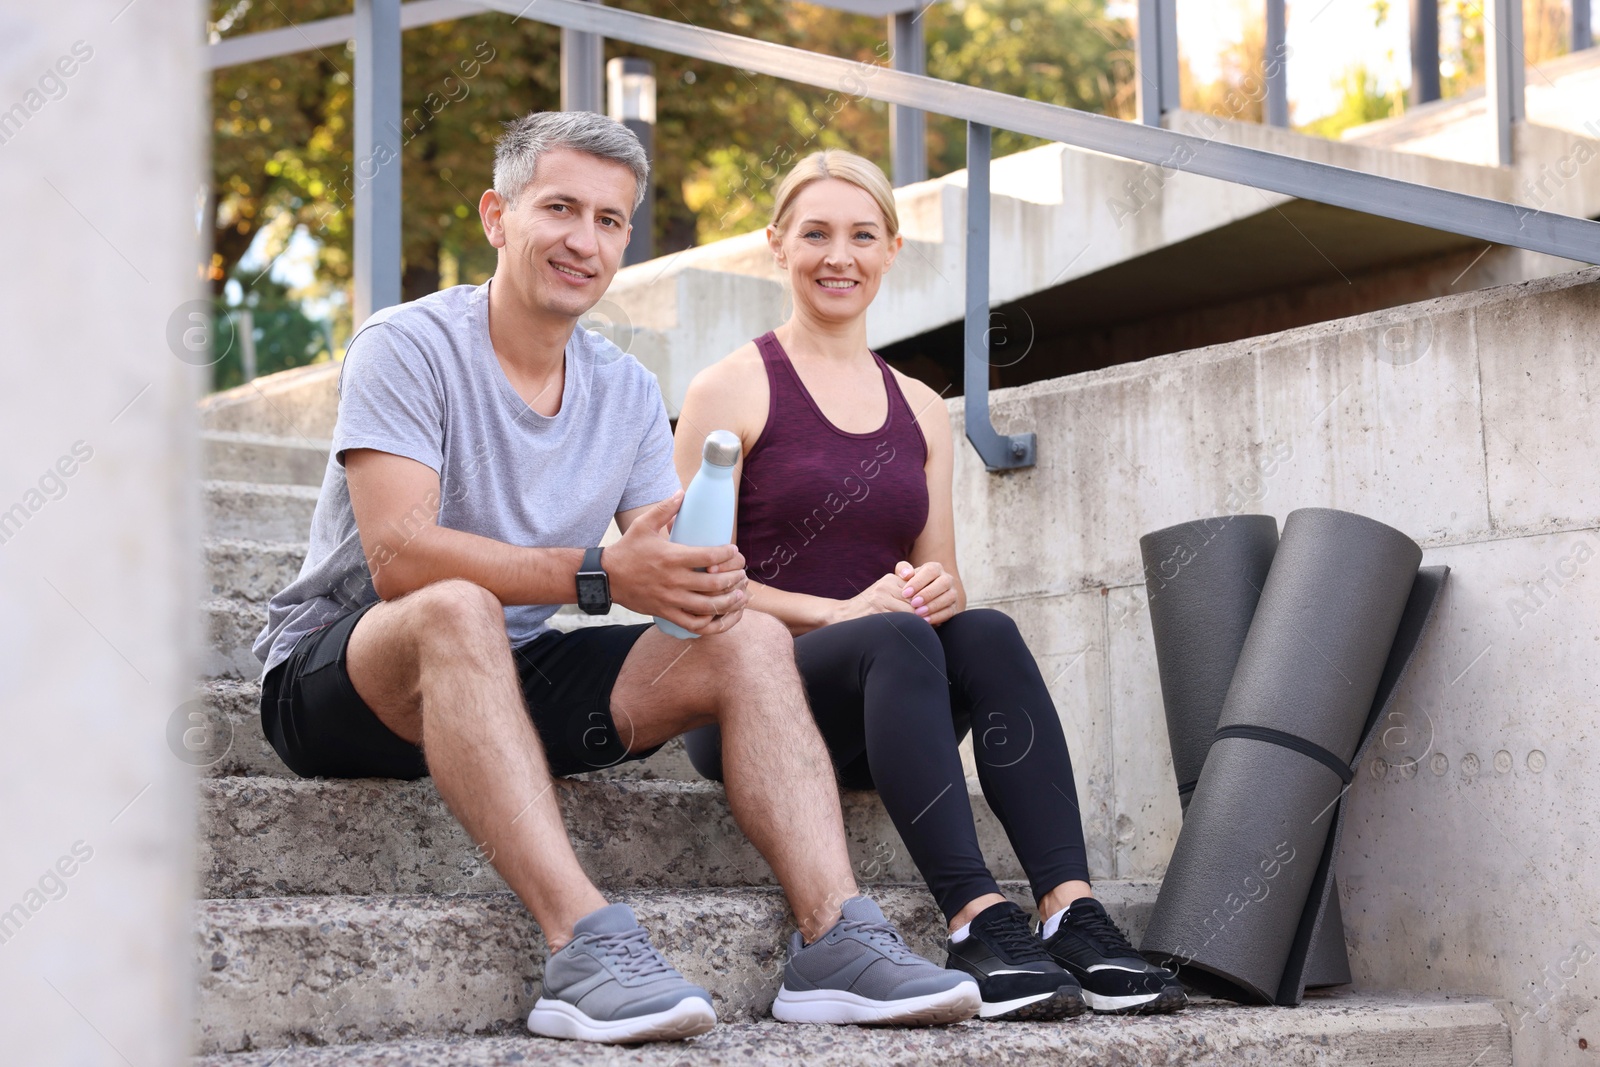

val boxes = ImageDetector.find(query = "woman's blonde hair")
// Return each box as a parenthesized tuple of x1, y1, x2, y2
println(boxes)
(770, 150, 899, 239)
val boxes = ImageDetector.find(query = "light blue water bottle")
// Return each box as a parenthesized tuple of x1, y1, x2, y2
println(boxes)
(655, 429, 741, 639)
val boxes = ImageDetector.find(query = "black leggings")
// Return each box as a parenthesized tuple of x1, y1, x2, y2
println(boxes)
(684, 608, 1091, 921)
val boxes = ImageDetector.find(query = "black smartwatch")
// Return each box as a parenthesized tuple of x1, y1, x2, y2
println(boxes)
(576, 546, 611, 615)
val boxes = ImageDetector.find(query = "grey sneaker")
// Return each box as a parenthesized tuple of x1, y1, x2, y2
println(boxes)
(526, 903, 716, 1043)
(771, 896, 981, 1025)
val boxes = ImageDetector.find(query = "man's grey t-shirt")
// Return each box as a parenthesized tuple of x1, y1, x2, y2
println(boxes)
(253, 280, 680, 678)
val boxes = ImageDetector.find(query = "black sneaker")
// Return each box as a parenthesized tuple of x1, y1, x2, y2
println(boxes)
(945, 901, 1087, 1021)
(1037, 897, 1187, 1015)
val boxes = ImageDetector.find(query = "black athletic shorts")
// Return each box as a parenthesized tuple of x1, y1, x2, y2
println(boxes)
(259, 603, 662, 779)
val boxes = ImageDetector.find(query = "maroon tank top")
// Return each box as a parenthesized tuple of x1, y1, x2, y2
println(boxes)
(737, 331, 929, 600)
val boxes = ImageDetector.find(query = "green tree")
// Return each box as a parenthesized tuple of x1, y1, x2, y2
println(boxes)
(206, 0, 1133, 380)
(1299, 65, 1401, 138)
(209, 272, 332, 393)
(924, 0, 1136, 173)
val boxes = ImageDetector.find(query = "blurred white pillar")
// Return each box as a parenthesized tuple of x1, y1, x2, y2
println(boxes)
(0, 2, 200, 1064)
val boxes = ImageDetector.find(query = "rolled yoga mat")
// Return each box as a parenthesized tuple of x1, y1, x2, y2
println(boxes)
(1140, 508, 1435, 1004)
(1139, 515, 1280, 814)
(1139, 514, 1354, 990)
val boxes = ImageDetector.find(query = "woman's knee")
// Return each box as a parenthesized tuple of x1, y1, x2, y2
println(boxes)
(942, 607, 1028, 658)
(867, 611, 948, 667)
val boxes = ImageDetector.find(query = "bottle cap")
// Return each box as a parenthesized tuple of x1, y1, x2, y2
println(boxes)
(702, 429, 741, 468)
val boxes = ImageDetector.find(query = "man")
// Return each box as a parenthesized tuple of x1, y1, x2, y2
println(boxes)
(252, 111, 978, 1044)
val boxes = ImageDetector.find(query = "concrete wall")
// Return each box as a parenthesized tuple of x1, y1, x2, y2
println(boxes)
(948, 266, 1600, 1065)
(0, 3, 202, 1064)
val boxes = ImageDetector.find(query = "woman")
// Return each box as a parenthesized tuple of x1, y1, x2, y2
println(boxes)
(672, 151, 1185, 1022)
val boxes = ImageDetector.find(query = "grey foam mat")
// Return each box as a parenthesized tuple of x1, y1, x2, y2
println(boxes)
(1139, 515, 1280, 813)
(1281, 564, 1449, 1003)
(1140, 508, 1432, 1004)
(1139, 514, 1349, 988)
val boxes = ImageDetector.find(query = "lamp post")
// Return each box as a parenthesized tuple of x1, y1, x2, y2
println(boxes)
(608, 57, 656, 266)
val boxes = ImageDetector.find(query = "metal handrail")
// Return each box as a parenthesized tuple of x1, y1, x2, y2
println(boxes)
(209, 0, 1600, 471)
(478, 0, 1599, 264)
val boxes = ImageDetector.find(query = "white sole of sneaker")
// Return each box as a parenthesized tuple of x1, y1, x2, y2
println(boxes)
(1080, 989, 1158, 1012)
(771, 982, 980, 1026)
(526, 995, 716, 1043)
(978, 990, 1061, 1019)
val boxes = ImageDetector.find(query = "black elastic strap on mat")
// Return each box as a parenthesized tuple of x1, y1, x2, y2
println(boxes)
(1177, 780, 1198, 798)
(1213, 724, 1354, 785)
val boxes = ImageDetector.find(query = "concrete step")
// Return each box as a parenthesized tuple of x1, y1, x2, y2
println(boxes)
(194, 882, 1163, 1053)
(191, 679, 282, 778)
(203, 431, 330, 486)
(189, 679, 697, 781)
(205, 598, 268, 679)
(204, 480, 320, 542)
(197, 776, 1021, 899)
(206, 539, 305, 602)
(193, 994, 1512, 1066)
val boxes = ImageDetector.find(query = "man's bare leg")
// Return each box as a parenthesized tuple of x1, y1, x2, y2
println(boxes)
(606, 610, 859, 942)
(344, 578, 606, 950)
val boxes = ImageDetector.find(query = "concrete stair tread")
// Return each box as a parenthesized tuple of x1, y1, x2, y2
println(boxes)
(193, 992, 1510, 1065)
(194, 883, 1159, 1052)
(206, 539, 307, 602)
(203, 432, 331, 486)
(203, 429, 334, 447)
(204, 480, 321, 542)
(197, 774, 1024, 897)
(191, 678, 698, 781)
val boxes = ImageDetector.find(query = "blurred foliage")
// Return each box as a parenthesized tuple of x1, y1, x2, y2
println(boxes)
(924, 0, 1136, 171)
(206, 0, 1133, 366)
(1299, 65, 1401, 138)
(1179, 10, 1269, 124)
(210, 273, 332, 393)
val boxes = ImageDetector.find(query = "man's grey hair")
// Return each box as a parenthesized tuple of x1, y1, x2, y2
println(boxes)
(493, 111, 649, 212)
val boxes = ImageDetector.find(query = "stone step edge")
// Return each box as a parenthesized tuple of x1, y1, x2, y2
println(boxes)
(196, 773, 1030, 896)
(203, 429, 333, 449)
(192, 994, 1512, 1066)
(187, 677, 697, 781)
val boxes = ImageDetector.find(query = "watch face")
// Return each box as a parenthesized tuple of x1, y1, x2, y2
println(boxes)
(578, 573, 609, 613)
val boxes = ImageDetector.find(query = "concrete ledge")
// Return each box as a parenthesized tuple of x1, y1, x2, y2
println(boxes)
(199, 363, 342, 439)
(193, 994, 1511, 1066)
(196, 777, 1022, 899)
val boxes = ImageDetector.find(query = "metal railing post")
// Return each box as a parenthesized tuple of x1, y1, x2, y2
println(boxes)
(964, 122, 1036, 473)
(562, 0, 605, 112)
(353, 0, 403, 324)
(1137, 0, 1178, 127)
(1265, 0, 1288, 127)
(1485, 0, 1525, 166)
(888, 11, 927, 187)
(1576, 0, 1594, 52)
(1410, 0, 1442, 103)
(608, 57, 656, 265)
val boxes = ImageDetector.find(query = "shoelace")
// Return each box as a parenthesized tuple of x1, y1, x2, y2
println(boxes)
(1068, 904, 1140, 959)
(835, 917, 923, 965)
(980, 908, 1054, 963)
(587, 927, 678, 982)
